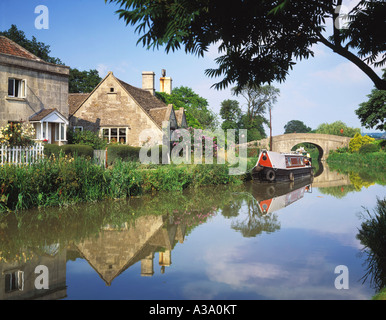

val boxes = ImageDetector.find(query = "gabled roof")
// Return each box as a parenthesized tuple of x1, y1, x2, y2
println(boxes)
(69, 72, 177, 130)
(116, 78, 166, 112)
(0, 36, 43, 61)
(29, 108, 68, 124)
(148, 104, 175, 128)
(174, 108, 187, 128)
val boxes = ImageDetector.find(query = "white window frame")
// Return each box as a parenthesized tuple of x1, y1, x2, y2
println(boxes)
(73, 126, 84, 132)
(8, 78, 26, 98)
(101, 127, 128, 144)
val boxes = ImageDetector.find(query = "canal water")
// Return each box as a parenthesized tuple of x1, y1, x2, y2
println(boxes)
(0, 164, 385, 300)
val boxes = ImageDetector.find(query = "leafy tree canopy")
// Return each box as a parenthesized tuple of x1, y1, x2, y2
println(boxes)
(1, 25, 101, 93)
(105, 0, 386, 91)
(156, 86, 218, 129)
(355, 69, 386, 131)
(284, 120, 312, 134)
(315, 120, 360, 137)
(219, 99, 242, 131)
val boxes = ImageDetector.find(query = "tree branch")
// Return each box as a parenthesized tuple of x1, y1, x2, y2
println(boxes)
(317, 32, 386, 90)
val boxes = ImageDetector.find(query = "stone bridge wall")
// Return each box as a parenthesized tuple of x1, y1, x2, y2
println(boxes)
(254, 133, 351, 160)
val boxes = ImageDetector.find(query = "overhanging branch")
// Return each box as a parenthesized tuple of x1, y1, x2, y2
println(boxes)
(317, 32, 386, 90)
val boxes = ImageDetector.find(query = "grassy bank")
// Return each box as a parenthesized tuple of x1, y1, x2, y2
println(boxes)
(0, 154, 243, 212)
(327, 151, 386, 170)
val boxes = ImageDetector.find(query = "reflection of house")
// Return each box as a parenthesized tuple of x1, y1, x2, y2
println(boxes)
(0, 36, 70, 145)
(69, 71, 187, 147)
(0, 247, 67, 300)
(74, 215, 186, 286)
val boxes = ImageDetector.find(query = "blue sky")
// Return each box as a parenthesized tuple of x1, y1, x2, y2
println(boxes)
(1, 0, 383, 135)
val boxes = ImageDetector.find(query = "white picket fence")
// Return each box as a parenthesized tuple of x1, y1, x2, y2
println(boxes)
(0, 144, 44, 165)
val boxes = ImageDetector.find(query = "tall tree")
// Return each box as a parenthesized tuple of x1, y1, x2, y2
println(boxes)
(69, 68, 102, 93)
(284, 120, 312, 134)
(156, 86, 218, 129)
(105, 0, 386, 91)
(219, 99, 242, 130)
(315, 120, 360, 137)
(355, 69, 386, 131)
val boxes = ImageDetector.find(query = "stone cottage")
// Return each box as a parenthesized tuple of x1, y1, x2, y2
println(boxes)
(69, 71, 187, 147)
(0, 36, 70, 145)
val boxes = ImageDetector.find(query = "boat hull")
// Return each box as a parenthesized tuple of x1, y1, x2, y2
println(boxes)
(251, 165, 314, 182)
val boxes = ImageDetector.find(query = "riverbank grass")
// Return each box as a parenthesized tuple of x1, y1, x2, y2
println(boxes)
(0, 153, 244, 212)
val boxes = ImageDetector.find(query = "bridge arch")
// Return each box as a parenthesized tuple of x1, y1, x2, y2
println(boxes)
(260, 133, 351, 160)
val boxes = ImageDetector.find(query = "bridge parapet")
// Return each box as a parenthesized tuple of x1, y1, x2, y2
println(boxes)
(249, 133, 351, 160)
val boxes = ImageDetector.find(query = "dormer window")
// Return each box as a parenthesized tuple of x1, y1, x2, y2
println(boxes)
(8, 78, 26, 98)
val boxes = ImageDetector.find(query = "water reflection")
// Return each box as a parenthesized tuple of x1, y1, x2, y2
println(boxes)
(0, 163, 384, 299)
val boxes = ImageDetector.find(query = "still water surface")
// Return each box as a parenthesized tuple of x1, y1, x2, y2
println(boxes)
(1, 164, 385, 300)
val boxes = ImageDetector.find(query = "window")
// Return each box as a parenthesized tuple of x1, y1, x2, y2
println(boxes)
(4, 271, 24, 293)
(55, 123, 66, 141)
(8, 78, 26, 98)
(110, 87, 115, 93)
(73, 126, 83, 132)
(101, 127, 127, 144)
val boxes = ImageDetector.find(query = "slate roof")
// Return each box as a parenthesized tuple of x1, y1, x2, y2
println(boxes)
(29, 108, 57, 121)
(68, 93, 90, 116)
(117, 78, 166, 112)
(0, 36, 42, 61)
(148, 105, 174, 128)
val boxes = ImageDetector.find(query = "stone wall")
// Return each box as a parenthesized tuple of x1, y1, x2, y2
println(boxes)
(70, 73, 163, 147)
(0, 53, 69, 127)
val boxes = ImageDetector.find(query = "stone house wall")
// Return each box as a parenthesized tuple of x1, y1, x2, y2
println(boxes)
(70, 73, 163, 147)
(0, 53, 69, 127)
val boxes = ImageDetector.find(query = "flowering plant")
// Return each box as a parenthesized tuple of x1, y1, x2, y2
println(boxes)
(0, 122, 36, 147)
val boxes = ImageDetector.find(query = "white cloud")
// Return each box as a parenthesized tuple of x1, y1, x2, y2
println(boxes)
(312, 62, 368, 85)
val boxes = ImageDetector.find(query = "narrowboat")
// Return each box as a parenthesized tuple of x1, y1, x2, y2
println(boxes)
(251, 149, 313, 182)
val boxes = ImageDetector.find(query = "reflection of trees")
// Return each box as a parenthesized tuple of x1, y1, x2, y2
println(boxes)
(357, 197, 386, 293)
(222, 193, 280, 238)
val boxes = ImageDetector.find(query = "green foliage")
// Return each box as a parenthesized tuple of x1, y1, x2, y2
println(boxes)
(43, 144, 94, 159)
(356, 69, 386, 131)
(43, 144, 61, 157)
(0, 24, 64, 65)
(357, 197, 386, 291)
(349, 133, 375, 152)
(316, 121, 361, 138)
(107, 145, 141, 165)
(105, 0, 386, 91)
(67, 129, 107, 150)
(1, 25, 102, 94)
(0, 122, 35, 147)
(0, 155, 241, 212)
(60, 144, 94, 158)
(359, 143, 379, 154)
(284, 120, 312, 134)
(69, 68, 102, 94)
(219, 99, 242, 131)
(156, 86, 218, 129)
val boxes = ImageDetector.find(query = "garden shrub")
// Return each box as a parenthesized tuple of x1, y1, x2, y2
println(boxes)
(107, 145, 141, 165)
(60, 144, 94, 158)
(349, 133, 375, 152)
(67, 129, 107, 150)
(43, 144, 61, 157)
(359, 143, 379, 154)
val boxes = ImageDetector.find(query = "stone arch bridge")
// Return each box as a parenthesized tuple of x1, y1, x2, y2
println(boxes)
(257, 133, 351, 160)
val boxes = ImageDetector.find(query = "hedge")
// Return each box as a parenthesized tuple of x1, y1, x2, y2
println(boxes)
(43, 144, 94, 158)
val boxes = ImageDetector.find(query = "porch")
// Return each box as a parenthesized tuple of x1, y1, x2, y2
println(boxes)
(29, 109, 69, 145)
